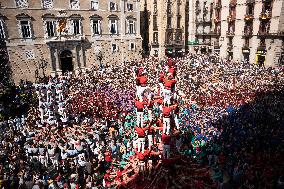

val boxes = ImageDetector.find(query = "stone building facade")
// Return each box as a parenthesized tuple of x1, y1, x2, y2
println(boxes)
(141, 0, 187, 58)
(0, 0, 142, 83)
(187, 0, 284, 67)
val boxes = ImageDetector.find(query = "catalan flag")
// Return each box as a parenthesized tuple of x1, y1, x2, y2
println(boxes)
(57, 18, 67, 33)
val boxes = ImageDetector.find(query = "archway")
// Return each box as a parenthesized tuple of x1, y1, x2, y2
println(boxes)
(60, 50, 74, 74)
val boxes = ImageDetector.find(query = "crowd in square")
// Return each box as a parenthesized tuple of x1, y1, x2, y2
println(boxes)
(0, 53, 283, 189)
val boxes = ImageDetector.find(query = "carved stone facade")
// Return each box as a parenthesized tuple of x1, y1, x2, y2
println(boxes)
(187, 0, 284, 67)
(0, 0, 142, 83)
(141, 0, 187, 58)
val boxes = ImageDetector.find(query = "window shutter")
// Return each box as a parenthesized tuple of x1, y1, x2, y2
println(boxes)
(133, 21, 136, 34)
(28, 21, 32, 38)
(108, 20, 111, 34)
(98, 20, 101, 34)
(126, 20, 130, 34)
(115, 20, 118, 34)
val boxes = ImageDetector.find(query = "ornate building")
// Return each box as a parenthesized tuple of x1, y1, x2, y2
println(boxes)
(187, 0, 284, 67)
(141, 0, 187, 58)
(0, 0, 142, 82)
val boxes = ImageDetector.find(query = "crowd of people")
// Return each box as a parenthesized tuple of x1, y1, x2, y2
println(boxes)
(0, 53, 283, 189)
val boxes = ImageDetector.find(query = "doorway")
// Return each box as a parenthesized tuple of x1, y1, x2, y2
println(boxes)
(60, 50, 73, 74)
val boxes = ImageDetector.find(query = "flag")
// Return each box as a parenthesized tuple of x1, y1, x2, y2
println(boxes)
(57, 18, 67, 33)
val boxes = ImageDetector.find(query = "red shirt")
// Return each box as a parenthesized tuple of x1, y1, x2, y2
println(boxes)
(168, 67, 176, 75)
(135, 126, 146, 137)
(135, 100, 145, 110)
(163, 106, 172, 117)
(159, 72, 165, 83)
(162, 134, 171, 145)
(137, 76, 147, 86)
(164, 79, 176, 89)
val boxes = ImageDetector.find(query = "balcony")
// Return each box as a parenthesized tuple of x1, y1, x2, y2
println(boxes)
(257, 30, 269, 37)
(214, 3, 222, 9)
(229, 0, 237, 7)
(227, 44, 233, 51)
(227, 15, 236, 23)
(151, 42, 159, 47)
(226, 31, 235, 37)
(244, 14, 254, 22)
(246, 0, 255, 4)
(214, 17, 221, 23)
(243, 30, 253, 37)
(262, 0, 272, 2)
(259, 12, 272, 20)
(209, 30, 221, 36)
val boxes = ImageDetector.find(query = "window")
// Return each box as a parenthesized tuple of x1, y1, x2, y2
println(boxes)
(110, 2, 117, 11)
(127, 3, 133, 11)
(111, 43, 118, 52)
(167, 17, 171, 28)
(154, 50, 158, 57)
(127, 20, 135, 34)
(15, 0, 28, 8)
(0, 20, 6, 39)
(42, 0, 53, 9)
(71, 19, 81, 35)
(91, 19, 101, 35)
(153, 16, 158, 30)
(45, 20, 56, 37)
(20, 20, 32, 38)
(177, 16, 181, 28)
(129, 42, 135, 51)
(25, 50, 35, 60)
(70, 0, 80, 9)
(91, 0, 99, 10)
(154, 3, 157, 14)
(153, 32, 158, 43)
(109, 19, 118, 34)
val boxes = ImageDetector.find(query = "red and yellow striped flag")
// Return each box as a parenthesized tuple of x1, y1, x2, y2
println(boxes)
(57, 18, 67, 33)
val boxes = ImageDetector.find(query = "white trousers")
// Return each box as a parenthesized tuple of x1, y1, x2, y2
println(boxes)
(163, 117, 171, 135)
(137, 86, 147, 98)
(137, 137, 145, 153)
(174, 114, 179, 130)
(163, 89, 172, 104)
(147, 134, 153, 149)
(136, 111, 144, 127)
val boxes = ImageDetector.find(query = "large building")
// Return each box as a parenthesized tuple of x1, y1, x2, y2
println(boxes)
(141, 0, 187, 58)
(0, 0, 142, 82)
(187, 0, 284, 67)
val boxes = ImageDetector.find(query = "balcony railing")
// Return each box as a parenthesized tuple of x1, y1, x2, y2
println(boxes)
(243, 30, 253, 36)
(257, 31, 269, 37)
(209, 30, 221, 36)
(242, 45, 250, 50)
(226, 31, 235, 37)
(259, 12, 272, 20)
(151, 42, 159, 47)
(244, 14, 254, 22)
(246, 0, 255, 4)
(227, 15, 236, 22)
(214, 17, 221, 23)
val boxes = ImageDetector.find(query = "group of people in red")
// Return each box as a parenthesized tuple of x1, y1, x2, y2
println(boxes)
(134, 58, 179, 163)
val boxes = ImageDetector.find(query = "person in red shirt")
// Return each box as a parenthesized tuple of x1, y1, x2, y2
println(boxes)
(135, 97, 147, 127)
(162, 134, 171, 159)
(135, 125, 147, 153)
(136, 72, 148, 98)
(162, 103, 173, 135)
(163, 73, 177, 104)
